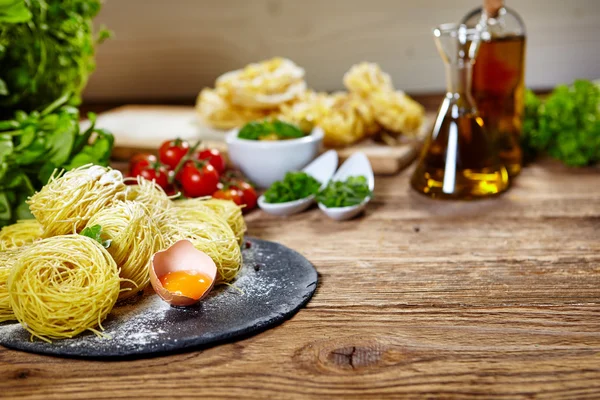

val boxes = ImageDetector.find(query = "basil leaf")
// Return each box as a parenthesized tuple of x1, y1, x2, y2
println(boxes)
(80, 224, 111, 248)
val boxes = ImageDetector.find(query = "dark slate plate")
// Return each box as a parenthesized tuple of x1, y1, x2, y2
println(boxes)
(0, 238, 317, 359)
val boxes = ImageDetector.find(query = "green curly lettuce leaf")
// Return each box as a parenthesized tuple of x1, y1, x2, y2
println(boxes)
(0, 0, 110, 117)
(522, 80, 600, 166)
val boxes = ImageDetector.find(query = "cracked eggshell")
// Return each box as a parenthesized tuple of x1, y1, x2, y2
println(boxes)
(150, 240, 217, 307)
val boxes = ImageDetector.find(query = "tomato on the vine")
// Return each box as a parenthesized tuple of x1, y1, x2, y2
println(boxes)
(213, 188, 244, 205)
(129, 153, 157, 176)
(133, 163, 170, 191)
(159, 139, 190, 170)
(231, 180, 257, 211)
(178, 160, 220, 198)
(196, 148, 226, 174)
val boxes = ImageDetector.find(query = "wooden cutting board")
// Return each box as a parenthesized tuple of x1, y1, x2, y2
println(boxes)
(82, 105, 432, 175)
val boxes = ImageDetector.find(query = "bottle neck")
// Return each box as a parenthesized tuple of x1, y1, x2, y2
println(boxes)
(444, 62, 476, 108)
(483, 0, 504, 18)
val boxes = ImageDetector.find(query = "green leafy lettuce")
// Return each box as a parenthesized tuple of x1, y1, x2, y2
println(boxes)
(522, 80, 600, 166)
(0, 0, 111, 118)
(0, 95, 114, 226)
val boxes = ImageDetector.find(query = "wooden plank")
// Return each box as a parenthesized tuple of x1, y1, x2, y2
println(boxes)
(1, 159, 599, 399)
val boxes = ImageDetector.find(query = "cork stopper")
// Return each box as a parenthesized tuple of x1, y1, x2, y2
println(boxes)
(483, 0, 503, 17)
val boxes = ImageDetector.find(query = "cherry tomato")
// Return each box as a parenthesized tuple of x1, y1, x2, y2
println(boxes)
(134, 163, 170, 190)
(178, 161, 220, 198)
(213, 188, 244, 206)
(232, 180, 258, 211)
(159, 139, 190, 170)
(129, 153, 157, 176)
(196, 148, 226, 174)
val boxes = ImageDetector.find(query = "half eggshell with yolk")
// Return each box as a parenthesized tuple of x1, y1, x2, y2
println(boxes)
(150, 240, 217, 306)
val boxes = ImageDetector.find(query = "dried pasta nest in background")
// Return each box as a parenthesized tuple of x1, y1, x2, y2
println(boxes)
(196, 88, 273, 130)
(86, 201, 165, 300)
(343, 62, 393, 97)
(278, 90, 332, 132)
(28, 165, 126, 237)
(370, 90, 425, 136)
(318, 92, 374, 148)
(0, 220, 43, 251)
(216, 57, 307, 110)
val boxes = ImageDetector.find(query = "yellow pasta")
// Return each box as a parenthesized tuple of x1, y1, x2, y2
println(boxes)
(196, 88, 273, 130)
(318, 93, 367, 147)
(125, 175, 174, 232)
(216, 57, 307, 109)
(86, 201, 165, 300)
(0, 220, 43, 251)
(28, 165, 126, 237)
(164, 205, 242, 284)
(343, 62, 393, 97)
(0, 249, 20, 323)
(370, 90, 425, 135)
(175, 198, 246, 245)
(8, 235, 120, 342)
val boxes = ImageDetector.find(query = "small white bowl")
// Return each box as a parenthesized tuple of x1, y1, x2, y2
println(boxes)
(258, 150, 338, 216)
(318, 152, 374, 221)
(225, 127, 324, 188)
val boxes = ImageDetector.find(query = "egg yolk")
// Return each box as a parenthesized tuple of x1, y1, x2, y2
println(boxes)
(159, 271, 213, 300)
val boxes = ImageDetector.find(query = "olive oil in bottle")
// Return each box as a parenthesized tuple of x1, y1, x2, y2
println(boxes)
(463, 0, 526, 177)
(410, 24, 509, 200)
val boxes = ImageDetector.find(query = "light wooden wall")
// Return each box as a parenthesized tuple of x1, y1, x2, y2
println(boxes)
(84, 0, 600, 101)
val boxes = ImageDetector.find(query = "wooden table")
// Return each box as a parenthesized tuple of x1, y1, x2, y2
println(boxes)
(1, 160, 599, 399)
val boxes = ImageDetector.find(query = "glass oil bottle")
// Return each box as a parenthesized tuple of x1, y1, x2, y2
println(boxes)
(410, 24, 509, 200)
(463, 0, 526, 176)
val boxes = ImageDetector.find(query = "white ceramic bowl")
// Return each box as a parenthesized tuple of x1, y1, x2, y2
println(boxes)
(225, 127, 324, 188)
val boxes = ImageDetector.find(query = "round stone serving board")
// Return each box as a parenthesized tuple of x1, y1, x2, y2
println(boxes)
(0, 238, 318, 359)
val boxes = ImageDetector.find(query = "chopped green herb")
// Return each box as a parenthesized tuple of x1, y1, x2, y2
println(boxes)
(263, 172, 321, 203)
(317, 176, 372, 208)
(238, 120, 306, 141)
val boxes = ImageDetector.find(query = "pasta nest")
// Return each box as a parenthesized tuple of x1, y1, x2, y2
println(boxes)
(164, 205, 242, 285)
(216, 57, 307, 109)
(125, 175, 174, 233)
(86, 201, 165, 300)
(278, 90, 332, 131)
(175, 198, 246, 246)
(0, 220, 43, 251)
(28, 165, 126, 237)
(0, 248, 20, 323)
(369, 90, 425, 136)
(343, 62, 393, 97)
(318, 92, 378, 148)
(8, 235, 121, 342)
(196, 88, 274, 130)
